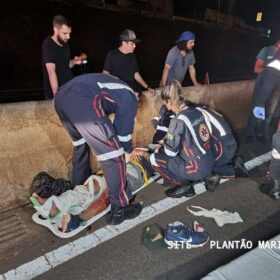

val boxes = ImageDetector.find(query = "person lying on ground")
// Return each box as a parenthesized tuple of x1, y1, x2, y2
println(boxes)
(30, 172, 109, 232)
(30, 155, 154, 232)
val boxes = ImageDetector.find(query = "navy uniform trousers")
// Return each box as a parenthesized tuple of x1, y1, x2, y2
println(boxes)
(54, 75, 137, 207)
(150, 147, 214, 185)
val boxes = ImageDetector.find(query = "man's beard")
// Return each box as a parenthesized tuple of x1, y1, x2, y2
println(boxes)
(185, 47, 193, 53)
(57, 35, 68, 45)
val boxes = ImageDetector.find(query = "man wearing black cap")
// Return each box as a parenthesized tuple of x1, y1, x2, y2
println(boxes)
(103, 29, 154, 96)
(160, 31, 199, 87)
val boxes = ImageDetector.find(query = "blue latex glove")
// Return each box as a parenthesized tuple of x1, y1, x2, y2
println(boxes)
(253, 106, 265, 120)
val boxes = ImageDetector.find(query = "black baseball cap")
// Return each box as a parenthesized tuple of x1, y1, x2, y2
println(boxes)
(119, 29, 141, 43)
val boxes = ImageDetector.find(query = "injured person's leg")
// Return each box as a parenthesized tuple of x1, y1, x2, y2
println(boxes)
(61, 187, 110, 233)
(31, 192, 59, 217)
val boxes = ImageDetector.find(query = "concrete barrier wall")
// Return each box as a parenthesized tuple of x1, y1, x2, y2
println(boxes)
(0, 80, 254, 211)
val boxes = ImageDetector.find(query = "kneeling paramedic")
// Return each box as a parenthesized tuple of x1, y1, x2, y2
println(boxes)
(149, 80, 214, 198)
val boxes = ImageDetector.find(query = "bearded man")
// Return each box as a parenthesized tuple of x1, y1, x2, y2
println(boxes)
(41, 15, 82, 99)
(160, 31, 200, 87)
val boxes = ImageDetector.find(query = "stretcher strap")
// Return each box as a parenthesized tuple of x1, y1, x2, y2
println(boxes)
(130, 160, 149, 186)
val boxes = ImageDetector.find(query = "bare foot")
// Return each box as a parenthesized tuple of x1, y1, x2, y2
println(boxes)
(92, 178, 100, 195)
(61, 212, 71, 233)
(32, 192, 58, 217)
(32, 192, 46, 205)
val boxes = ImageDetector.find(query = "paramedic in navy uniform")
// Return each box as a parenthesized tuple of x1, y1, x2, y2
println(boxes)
(149, 80, 214, 198)
(54, 73, 142, 225)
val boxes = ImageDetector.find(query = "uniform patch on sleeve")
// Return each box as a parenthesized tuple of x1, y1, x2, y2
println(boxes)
(167, 132, 174, 140)
(199, 123, 210, 142)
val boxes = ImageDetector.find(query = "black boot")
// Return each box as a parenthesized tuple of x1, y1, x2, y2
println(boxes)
(260, 179, 280, 200)
(105, 203, 143, 225)
(165, 182, 195, 198)
(204, 174, 221, 192)
(233, 155, 249, 178)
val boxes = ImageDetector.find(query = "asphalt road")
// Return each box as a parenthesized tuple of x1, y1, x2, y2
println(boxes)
(1, 138, 279, 280)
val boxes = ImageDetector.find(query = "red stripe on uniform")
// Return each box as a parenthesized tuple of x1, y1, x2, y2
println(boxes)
(212, 135, 223, 161)
(153, 166, 179, 185)
(93, 95, 101, 117)
(182, 141, 190, 156)
(156, 159, 167, 164)
(111, 137, 129, 206)
(186, 159, 198, 174)
(222, 175, 235, 179)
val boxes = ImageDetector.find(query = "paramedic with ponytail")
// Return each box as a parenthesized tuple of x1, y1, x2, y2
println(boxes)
(149, 80, 214, 198)
(54, 73, 142, 225)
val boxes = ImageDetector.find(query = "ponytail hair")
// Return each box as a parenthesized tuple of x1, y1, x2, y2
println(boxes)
(161, 80, 185, 109)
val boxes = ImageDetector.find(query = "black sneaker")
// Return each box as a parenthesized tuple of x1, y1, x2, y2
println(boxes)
(205, 174, 221, 192)
(124, 203, 143, 219)
(129, 195, 136, 204)
(165, 184, 195, 198)
(105, 203, 143, 225)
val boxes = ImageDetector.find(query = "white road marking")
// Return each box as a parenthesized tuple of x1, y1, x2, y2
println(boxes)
(1, 152, 271, 280)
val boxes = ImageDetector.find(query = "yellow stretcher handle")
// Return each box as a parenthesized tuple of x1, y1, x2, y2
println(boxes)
(130, 160, 149, 186)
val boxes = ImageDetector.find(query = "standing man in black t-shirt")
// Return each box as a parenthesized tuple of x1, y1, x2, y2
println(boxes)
(42, 15, 82, 100)
(103, 29, 155, 97)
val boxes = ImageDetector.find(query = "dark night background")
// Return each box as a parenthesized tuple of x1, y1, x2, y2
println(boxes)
(173, 0, 279, 31)
(0, 0, 279, 102)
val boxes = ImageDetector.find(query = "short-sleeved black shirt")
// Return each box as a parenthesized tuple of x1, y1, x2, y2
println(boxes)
(41, 36, 73, 99)
(103, 48, 140, 91)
